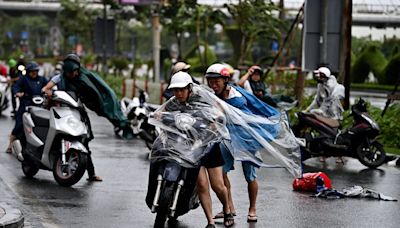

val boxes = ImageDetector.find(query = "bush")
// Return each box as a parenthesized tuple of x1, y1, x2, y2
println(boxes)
(110, 57, 130, 77)
(99, 74, 125, 99)
(382, 53, 400, 85)
(351, 45, 387, 83)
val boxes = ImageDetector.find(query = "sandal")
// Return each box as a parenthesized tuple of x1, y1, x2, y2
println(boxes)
(224, 212, 234, 227)
(5, 148, 12, 154)
(247, 214, 258, 223)
(87, 175, 103, 182)
(205, 224, 215, 228)
(214, 211, 236, 219)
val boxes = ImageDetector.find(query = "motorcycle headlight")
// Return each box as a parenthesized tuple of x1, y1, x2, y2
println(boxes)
(67, 116, 80, 129)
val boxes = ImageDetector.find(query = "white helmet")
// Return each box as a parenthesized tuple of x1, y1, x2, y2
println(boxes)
(205, 63, 231, 78)
(168, 72, 193, 89)
(313, 67, 331, 78)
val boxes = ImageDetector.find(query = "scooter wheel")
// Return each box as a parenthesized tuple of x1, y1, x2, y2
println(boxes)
(356, 141, 386, 168)
(53, 149, 88, 187)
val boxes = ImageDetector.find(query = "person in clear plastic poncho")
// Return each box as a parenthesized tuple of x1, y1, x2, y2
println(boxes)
(204, 63, 302, 223)
(149, 72, 235, 227)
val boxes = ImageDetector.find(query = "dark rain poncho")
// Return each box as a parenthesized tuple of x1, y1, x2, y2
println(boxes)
(60, 66, 130, 130)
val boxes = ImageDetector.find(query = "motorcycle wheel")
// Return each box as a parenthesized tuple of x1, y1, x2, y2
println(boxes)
(143, 128, 157, 151)
(53, 149, 88, 187)
(154, 185, 174, 228)
(21, 161, 39, 178)
(356, 141, 386, 168)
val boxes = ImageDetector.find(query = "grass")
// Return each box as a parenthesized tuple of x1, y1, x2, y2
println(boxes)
(385, 147, 400, 156)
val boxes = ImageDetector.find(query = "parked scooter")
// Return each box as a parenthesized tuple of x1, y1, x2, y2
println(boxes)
(0, 76, 10, 116)
(292, 98, 386, 168)
(120, 93, 159, 149)
(11, 91, 89, 187)
(146, 112, 220, 227)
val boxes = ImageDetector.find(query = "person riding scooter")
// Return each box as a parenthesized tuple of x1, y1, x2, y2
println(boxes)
(299, 66, 345, 163)
(6, 61, 48, 153)
(305, 67, 344, 120)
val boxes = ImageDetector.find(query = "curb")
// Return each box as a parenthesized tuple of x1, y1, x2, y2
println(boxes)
(0, 202, 24, 228)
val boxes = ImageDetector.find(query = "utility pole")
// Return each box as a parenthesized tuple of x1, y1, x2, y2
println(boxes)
(340, 0, 353, 110)
(152, 3, 160, 83)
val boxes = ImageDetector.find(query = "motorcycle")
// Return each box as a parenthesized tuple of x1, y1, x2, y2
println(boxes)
(11, 91, 89, 187)
(292, 98, 386, 168)
(120, 95, 159, 149)
(146, 111, 221, 227)
(0, 76, 10, 116)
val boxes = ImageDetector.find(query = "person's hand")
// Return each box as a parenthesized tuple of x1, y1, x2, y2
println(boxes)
(42, 89, 53, 97)
(248, 68, 254, 75)
(151, 112, 162, 120)
(15, 92, 24, 98)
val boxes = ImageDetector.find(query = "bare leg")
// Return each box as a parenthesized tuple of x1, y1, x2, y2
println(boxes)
(223, 173, 236, 214)
(248, 180, 258, 216)
(197, 167, 214, 225)
(208, 166, 234, 227)
(6, 134, 16, 153)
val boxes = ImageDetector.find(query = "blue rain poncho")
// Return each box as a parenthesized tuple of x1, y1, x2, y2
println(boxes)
(149, 84, 302, 177)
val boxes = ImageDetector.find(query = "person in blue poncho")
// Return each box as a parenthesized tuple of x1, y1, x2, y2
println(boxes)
(205, 63, 280, 223)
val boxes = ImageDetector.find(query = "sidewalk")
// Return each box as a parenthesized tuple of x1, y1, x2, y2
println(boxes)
(0, 202, 24, 228)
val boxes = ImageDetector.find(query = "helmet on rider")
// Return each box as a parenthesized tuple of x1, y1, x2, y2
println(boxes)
(313, 66, 330, 83)
(205, 63, 231, 97)
(168, 71, 193, 89)
(172, 62, 191, 75)
(26, 61, 40, 72)
(63, 53, 81, 74)
(205, 63, 231, 78)
(8, 58, 17, 68)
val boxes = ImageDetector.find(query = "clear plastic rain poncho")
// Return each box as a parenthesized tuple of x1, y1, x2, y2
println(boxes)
(149, 84, 302, 177)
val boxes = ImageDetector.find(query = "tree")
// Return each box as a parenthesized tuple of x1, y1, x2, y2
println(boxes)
(160, 0, 197, 59)
(224, 0, 283, 66)
(58, 0, 92, 55)
(191, 4, 225, 70)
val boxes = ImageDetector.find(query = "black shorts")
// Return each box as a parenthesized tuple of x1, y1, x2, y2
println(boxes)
(201, 143, 225, 169)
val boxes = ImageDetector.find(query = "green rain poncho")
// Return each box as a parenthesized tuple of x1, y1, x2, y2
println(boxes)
(60, 60, 132, 137)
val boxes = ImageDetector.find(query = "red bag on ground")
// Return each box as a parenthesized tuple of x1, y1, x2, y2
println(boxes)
(292, 172, 332, 192)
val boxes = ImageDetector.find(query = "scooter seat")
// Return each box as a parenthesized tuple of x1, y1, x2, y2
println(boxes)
(30, 107, 50, 126)
(312, 114, 340, 128)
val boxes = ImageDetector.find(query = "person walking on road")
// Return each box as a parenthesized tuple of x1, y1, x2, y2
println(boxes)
(155, 71, 234, 228)
(204, 63, 279, 223)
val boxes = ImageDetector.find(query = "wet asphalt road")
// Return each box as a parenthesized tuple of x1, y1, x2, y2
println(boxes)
(1, 110, 400, 228)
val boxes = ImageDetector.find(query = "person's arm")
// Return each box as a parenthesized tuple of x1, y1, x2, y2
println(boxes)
(41, 75, 60, 96)
(12, 76, 24, 97)
(242, 80, 253, 93)
(237, 68, 253, 88)
(305, 86, 321, 112)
